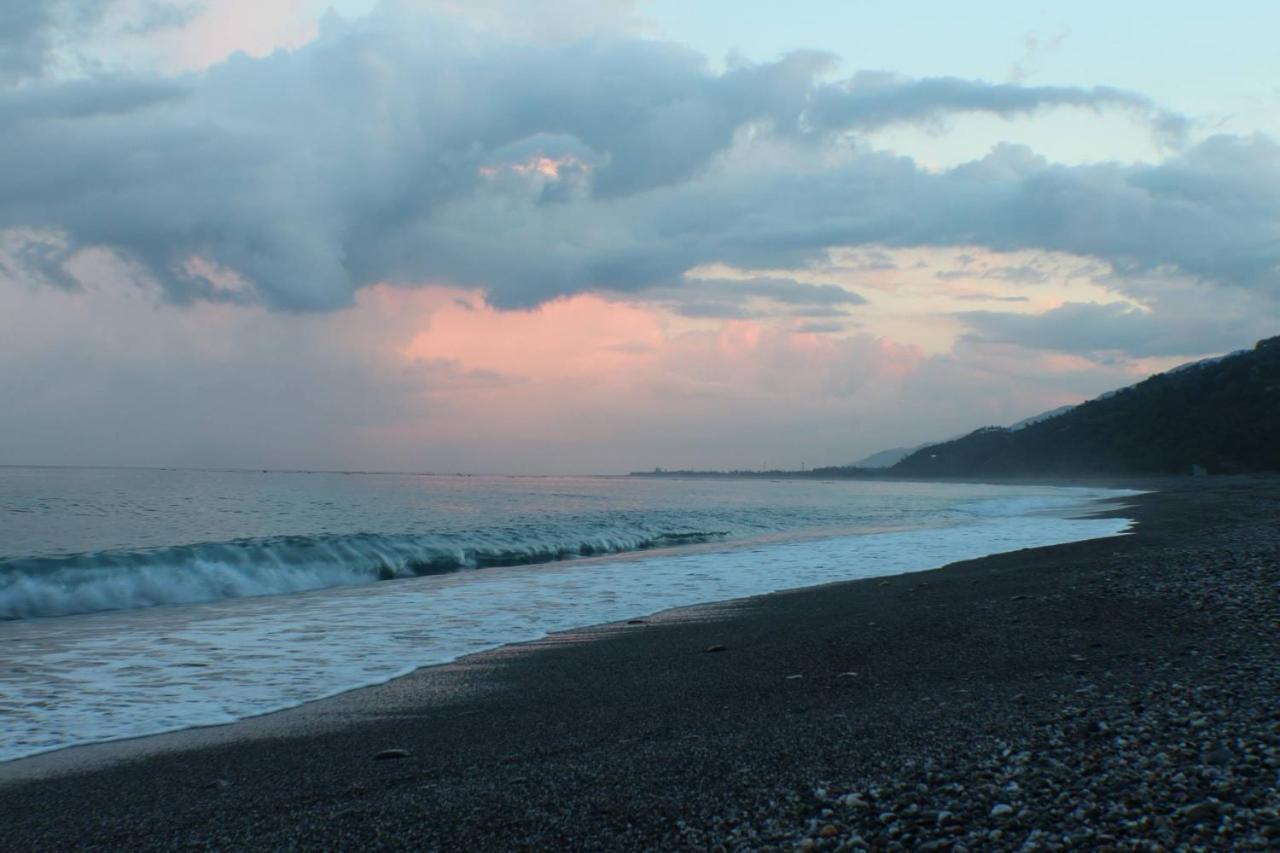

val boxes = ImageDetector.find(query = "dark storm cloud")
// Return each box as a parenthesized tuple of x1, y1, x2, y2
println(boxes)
(0, 8, 1275, 313)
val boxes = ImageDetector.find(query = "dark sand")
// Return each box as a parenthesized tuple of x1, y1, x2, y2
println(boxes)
(2, 477, 1277, 850)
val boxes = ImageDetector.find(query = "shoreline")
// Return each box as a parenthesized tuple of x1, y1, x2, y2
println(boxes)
(0, 481, 1131, 768)
(4, 476, 1277, 849)
(0, 596, 747, 786)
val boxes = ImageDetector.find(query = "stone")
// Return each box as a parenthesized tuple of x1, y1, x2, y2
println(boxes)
(989, 804, 1014, 818)
(373, 748, 412, 761)
(819, 824, 839, 838)
(1179, 801, 1220, 822)
(1205, 747, 1235, 766)
(704, 644, 727, 653)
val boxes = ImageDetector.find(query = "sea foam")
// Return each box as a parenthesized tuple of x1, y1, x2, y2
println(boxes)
(0, 489, 1134, 763)
(0, 529, 728, 620)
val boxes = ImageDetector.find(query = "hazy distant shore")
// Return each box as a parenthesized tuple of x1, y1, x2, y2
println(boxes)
(628, 468, 1165, 489)
(3, 476, 1277, 850)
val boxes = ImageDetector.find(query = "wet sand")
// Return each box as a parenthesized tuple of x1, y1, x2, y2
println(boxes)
(2, 476, 1277, 850)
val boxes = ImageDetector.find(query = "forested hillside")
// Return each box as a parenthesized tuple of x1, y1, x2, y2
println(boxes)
(891, 337, 1280, 476)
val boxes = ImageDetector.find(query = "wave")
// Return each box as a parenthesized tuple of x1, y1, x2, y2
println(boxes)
(0, 528, 728, 621)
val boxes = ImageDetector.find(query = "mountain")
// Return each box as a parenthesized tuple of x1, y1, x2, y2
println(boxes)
(851, 444, 927, 469)
(853, 406, 1075, 469)
(1007, 404, 1075, 431)
(891, 336, 1280, 477)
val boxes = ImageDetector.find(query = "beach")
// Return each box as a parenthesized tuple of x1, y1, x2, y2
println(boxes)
(2, 476, 1277, 850)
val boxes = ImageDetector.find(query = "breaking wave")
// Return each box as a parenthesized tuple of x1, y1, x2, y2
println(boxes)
(0, 528, 728, 621)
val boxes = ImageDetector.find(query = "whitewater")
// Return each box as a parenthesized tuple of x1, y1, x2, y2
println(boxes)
(0, 467, 1138, 762)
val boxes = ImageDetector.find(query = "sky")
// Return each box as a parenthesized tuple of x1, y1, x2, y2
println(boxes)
(1, 0, 1278, 473)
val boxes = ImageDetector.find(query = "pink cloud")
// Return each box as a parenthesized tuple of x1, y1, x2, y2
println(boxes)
(0, 268, 1168, 473)
(403, 292, 665, 384)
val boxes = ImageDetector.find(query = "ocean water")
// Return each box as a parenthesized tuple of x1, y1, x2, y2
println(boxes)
(0, 467, 1137, 761)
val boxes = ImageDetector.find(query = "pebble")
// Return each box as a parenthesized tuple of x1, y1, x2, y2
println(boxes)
(1205, 747, 1235, 766)
(1180, 801, 1220, 822)
(373, 749, 411, 761)
(762, 511, 1280, 851)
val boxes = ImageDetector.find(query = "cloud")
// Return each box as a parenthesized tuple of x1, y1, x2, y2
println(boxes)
(0, 232, 81, 291)
(0, 74, 186, 120)
(1009, 28, 1070, 84)
(421, 0, 647, 44)
(794, 321, 847, 334)
(805, 71, 1186, 146)
(123, 1, 202, 35)
(952, 293, 1029, 302)
(0, 274, 449, 469)
(936, 260, 1052, 284)
(643, 275, 865, 319)
(2, 7, 1255, 315)
(0, 0, 113, 81)
(701, 276, 864, 306)
(897, 336, 1158, 434)
(0, 0, 198, 81)
(677, 136, 1280, 301)
(957, 299, 1272, 358)
(0, 260, 1244, 473)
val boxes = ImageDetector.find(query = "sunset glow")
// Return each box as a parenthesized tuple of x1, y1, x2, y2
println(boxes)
(0, 0, 1276, 472)
(3, 8, 1277, 848)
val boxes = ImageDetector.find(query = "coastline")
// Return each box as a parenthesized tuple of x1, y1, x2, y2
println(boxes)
(0, 479, 1133, 764)
(4, 476, 1277, 849)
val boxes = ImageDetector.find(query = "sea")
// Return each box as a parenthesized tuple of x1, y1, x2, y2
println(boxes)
(0, 466, 1138, 762)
